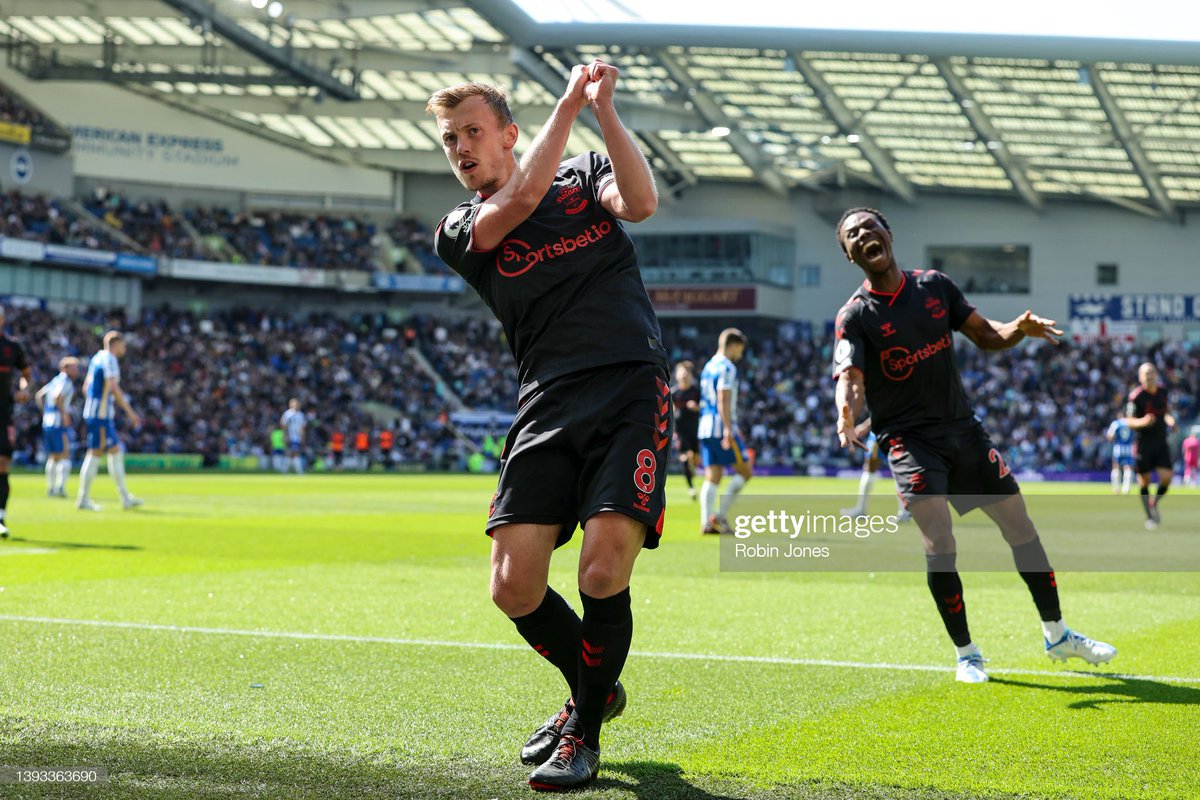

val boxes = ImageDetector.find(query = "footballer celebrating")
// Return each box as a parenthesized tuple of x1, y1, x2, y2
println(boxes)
(1125, 362, 1175, 529)
(831, 207, 1115, 683)
(428, 60, 669, 790)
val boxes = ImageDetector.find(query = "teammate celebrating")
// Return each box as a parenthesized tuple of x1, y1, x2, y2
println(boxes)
(1125, 362, 1175, 529)
(77, 331, 142, 511)
(831, 207, 1115, 683)
(1184, 427, 1199, 488)
(428, 60, 668, 790)
(36, 356, 80, 498)
(698, 329, 751, 534)
(1105, 416, 1136, 495)
(281, 399, 306, 475)
(0, 307, 32, 538)
(671, 361, 700, 500)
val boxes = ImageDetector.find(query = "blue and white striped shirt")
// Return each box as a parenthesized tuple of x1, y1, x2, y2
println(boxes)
(83, 350, 120, 421)
(698, 354, 738, 440)
(41, 372, 74, 428)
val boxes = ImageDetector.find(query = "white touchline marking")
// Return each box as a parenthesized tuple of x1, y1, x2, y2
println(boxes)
(0, 548, 56, 556)
(1, 614, 1197, 686)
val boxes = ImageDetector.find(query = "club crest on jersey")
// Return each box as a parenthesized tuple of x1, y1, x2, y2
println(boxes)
(925, 296, 947, 319)
(442, 207, 469, 240)
(833, 339, 853, 372)
(555, 183, 589, 215)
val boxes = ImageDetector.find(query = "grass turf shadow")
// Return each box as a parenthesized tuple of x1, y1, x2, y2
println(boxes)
(989, 674, 1200, 710)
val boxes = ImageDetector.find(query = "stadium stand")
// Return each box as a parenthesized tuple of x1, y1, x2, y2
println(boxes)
(7, 306, 1196, 474)
(0, 189, 125, 251)
(6, 185, 451, 274)
(9, 307, 463, 467)
(0, 81, 56, 137)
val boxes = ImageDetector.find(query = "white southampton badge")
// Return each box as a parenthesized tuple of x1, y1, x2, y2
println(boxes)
(443, 207, 468, 240)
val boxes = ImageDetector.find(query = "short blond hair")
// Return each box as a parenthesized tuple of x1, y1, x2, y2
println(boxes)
(59, 356, 80, 370)
(425, 82, 514, 127)
(103, 330, 123, 349)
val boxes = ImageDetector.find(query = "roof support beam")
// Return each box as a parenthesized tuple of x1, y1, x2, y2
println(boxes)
(934, 58, 1042, 211)
(28, 40, 524, 77)
(788, 51, 915, 204)
(157, 0, 358, 100)
(637, 130, 698, 190)
(654, 50, 788, 197)
(1086, 64, 1176, 220)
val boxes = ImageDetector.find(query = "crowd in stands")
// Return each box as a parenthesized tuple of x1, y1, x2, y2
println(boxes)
(414, 315, 1200, 474)
(0, 83, 56, 136)
(4, 306, 1197, 474)
(9, 307, 462, 467)
(5, 185, 446, 274)
(0, 190, 124, 250)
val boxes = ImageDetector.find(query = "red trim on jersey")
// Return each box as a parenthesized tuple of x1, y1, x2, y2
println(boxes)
(864, 272, 906, 306)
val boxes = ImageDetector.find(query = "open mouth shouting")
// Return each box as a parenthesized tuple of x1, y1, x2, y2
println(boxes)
(459, 159, 478, 177)
(861, 236, 885, 261)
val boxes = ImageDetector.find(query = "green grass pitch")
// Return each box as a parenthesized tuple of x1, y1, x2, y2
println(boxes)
(0, 473, 1197, 799)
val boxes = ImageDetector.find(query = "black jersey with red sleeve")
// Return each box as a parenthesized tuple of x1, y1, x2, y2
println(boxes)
(434, 151, 668, 399)
(831, 270, 976, 438)
(672, 384, 700, 438)
(0, 334, 28, 416)
(1126, 386, 1170, 443)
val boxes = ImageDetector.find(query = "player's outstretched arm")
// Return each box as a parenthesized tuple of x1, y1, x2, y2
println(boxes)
(470, 65, 592, 251)
(835, 370, 868, 451)
(588, 60, 658, 223)
(960, 310, 1063, 351)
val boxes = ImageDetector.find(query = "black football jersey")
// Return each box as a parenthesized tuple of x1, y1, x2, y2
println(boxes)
(832, 270, 977, 438)
(1126, 385, 1170, 443)
(672, 384, 700, 437)
(0, 334, 28, 414)
(434, 152, 667, 399)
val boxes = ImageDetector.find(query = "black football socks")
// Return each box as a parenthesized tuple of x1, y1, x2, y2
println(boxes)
(926, 552, 971, 647)
(511, 587, 582, 697)
(565, 588, 632, 750)
(1011, 537, 1061, 623)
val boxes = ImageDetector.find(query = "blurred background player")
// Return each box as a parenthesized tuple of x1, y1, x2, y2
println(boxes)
(1105, 416, 1136, 495)
(833, 207, 1114, 683)
(36, 356, 80, 499)
(698, 328, 751, 534)
(671, 361, 700, 500)
(0, 306, 33, 538)
(1125, 362, 1174, 529)
(280, 398, 306, 475)
(78, 331, 142, 511)
(841, 429, 910, 522)
(1183, 427, 1200, 488)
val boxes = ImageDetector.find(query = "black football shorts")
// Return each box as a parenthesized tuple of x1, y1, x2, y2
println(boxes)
(487, 362, 671, 549)
(883, 421, 1019, 515)
(1135, 435, 1173, 473)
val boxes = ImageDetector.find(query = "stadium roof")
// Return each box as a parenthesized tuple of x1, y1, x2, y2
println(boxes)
(3, 0, 1199, 218)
